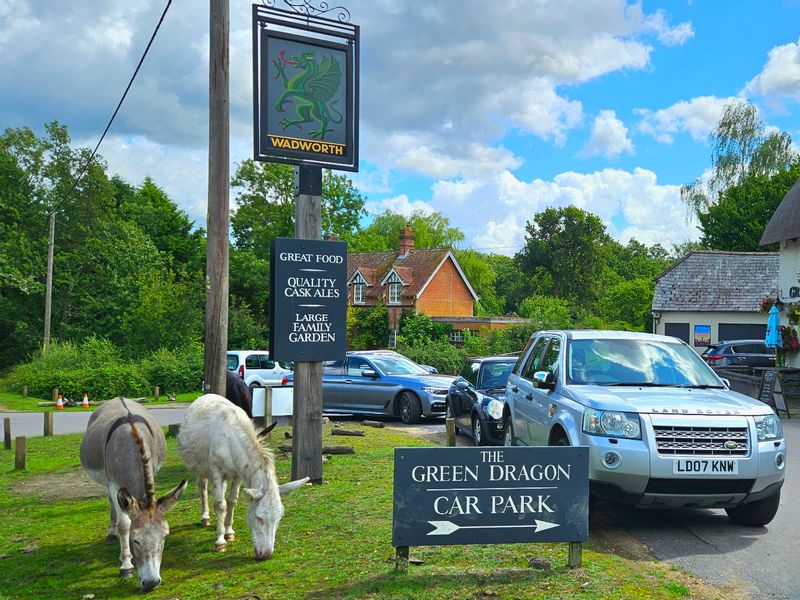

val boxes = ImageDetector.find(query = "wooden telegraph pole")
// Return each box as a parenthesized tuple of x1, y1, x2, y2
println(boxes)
(292, 166, 324, 484)
(43, 212, 55, 351)
(204, 0, 230, 396)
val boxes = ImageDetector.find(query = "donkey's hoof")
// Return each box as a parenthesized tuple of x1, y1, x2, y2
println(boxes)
(200, 518, 211, 527)
(104, 534, 117, 544)
(214, 544, 227, 553)
(120, 568, 135, 579)
(224, 533, 235, 542)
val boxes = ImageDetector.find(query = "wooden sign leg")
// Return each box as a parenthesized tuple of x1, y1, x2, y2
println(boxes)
(568, 541, 582, 568)
(395, 546, 409, 572)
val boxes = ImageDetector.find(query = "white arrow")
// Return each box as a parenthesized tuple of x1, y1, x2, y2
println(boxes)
(426, 519, 560, 536)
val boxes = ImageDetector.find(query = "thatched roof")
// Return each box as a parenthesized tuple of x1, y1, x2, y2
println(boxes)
(761, 177, 800, 245)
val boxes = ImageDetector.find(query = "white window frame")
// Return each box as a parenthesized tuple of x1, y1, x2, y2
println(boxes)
(353, 284, 365, 304)
(389, 329, 398, 348)
(450, 330, 465, 343)
(388, 282, 402, 305)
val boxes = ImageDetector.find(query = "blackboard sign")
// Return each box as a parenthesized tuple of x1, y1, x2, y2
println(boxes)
(757, 370, 792, 417)
(758, 370, 776, 406)
(269, 238, 347, 362)
(392, 447, 589, 547)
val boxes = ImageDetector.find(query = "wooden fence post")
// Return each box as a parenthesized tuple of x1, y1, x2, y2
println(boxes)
(15, 437, 26, 470)
(52, 387, 59, 403)
(168, 424, 180, 437)
(395, 546, 409, 572)
(3, 417, 10, 450)
(264, 387, 273, 443)
(568, 542, 582, 568)
(445, 418, 456, 447)
(22, 385, 28, 398)
(43, 412, 54, 437)
(154, 386, 160, 403)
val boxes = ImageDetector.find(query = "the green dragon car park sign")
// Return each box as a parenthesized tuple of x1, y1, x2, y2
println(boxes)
(253, 4, 359, 172)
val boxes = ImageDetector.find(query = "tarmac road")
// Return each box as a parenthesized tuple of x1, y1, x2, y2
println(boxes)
(594, 418, 799, 600)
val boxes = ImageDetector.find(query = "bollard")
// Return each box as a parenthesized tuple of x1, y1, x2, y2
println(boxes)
(43, 412, 54, 436)
(3, 417, 10, 450)
(168, 423, 180, 437)
(15, 437, 26, 470)
(154, 386, 160, 403)
(445, 417, 456, 447)
(22, 385, 28, 398)
(52, 387, 59, 403)
(264, 388, 273, 443)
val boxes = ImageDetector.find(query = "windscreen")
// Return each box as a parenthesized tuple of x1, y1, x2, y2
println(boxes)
(477, 362, 515, 389)
(567, 338, 721, 387)
(371, 355, 429, 376)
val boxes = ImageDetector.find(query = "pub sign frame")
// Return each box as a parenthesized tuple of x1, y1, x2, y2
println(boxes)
(253, 3, 359, 171)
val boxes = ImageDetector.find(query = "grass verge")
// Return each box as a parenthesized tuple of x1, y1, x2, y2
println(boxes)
(0, 384, 200, 412)
(0, 424, 729, 599)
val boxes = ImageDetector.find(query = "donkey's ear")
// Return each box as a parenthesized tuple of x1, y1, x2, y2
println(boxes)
(157, 480, 188, 513)
(279, 477, 310, 497)
(258, 421, 278, 438)
(118, 488, 141, 517)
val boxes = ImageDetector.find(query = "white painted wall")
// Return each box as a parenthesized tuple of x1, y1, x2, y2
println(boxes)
(778, 240, 800, 367)
(655, 310, 768, 354)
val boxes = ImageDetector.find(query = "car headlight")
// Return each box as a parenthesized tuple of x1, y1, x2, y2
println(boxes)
(422, 387, 448, 396)
(485, 399, 504, 420)
(583, 408, 641, 439)
(755, 414, 783, 441)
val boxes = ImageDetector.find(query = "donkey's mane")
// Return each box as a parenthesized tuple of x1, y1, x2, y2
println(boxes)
(241, 419, 277, 482)
(129, 421, 157, 509)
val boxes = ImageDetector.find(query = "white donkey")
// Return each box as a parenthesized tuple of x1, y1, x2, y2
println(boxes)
(80, 398, 187, 591)
(178, 394, 308, 559)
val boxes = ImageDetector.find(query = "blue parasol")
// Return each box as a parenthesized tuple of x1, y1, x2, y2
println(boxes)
(765, 305, 781, 349)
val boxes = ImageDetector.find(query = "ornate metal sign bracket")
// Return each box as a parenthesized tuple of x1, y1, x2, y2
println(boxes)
(262, 0, 351, 23)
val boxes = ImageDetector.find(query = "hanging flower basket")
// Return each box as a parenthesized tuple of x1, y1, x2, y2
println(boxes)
(785, 302, 800, 325)
(760, 297, 775, 315)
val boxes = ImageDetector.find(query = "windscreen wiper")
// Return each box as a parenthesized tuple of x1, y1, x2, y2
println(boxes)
(597, 382, 673, 387)
(672, 384, 725, 389)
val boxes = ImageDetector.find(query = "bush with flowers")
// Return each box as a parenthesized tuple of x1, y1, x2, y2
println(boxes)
(785, 302, 800, 325)
(776, 325, 800, 366)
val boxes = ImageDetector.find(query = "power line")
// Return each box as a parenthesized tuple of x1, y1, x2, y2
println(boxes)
(70, 0, 173, 191)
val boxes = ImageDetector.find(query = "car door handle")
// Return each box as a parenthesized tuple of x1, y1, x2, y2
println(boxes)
(511, 386, 519, 393)
(525, 393, 533, 401)
(344, 379, 353, 384)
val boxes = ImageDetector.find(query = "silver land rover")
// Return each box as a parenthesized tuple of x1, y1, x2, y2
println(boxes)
(503, 330, 786, 526)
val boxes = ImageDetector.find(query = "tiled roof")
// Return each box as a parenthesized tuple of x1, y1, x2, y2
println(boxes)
(346, 247, 458, 299)
(652, 251, 778, 312)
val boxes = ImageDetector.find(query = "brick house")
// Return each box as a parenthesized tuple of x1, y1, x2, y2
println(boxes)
(346, 226, 479, 343)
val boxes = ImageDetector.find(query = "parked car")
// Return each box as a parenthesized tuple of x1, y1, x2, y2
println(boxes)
(504, 330, 786, 526)
(446, 356, 516, 446)
(701, 340, 775, 369)
(227, 350, 293, 390)
(282, 350, 454, 424)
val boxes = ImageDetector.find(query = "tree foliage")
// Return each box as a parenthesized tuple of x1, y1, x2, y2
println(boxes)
(348, 210, 464, 252)
(682, 99, 798, 213)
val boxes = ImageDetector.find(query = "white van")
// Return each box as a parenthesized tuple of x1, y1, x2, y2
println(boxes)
(227, 350, 293, 390)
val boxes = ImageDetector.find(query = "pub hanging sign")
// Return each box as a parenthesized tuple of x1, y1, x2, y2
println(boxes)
(252, 3, 359, 171)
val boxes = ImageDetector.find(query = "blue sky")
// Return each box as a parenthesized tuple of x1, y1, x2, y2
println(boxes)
(2, 1, 800, 255)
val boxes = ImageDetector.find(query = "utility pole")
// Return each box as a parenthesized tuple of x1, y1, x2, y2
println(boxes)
(292, 165, 324, 483)
(43, 212, 55, 351)
(203, 0, 230, 395)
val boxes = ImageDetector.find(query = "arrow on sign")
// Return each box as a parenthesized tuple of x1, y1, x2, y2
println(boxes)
(427, 520, 560, 536)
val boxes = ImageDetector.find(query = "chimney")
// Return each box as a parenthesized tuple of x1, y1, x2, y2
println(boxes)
(398, 225, 415, 256)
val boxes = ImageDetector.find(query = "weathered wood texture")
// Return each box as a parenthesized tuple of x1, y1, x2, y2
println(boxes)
(361, 420, 384, 428)
(15, 437, 26, 470)
(568, 541, 582, 568)
(203, 0, 230, 397)
(395, 546, 409, 572)
(446, 418, 456, 447)
(331, 428, 365, 437)
(43, 412, 53, 437)
(3, 417, 10, 450)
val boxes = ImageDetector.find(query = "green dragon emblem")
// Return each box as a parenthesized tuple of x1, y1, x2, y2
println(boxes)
(273, 50, 344, 141)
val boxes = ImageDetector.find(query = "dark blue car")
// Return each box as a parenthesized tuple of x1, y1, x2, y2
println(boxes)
(283, 350, 454, 424)
(446, 356, 516, 445)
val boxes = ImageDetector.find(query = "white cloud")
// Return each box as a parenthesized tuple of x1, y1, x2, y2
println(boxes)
(365, 194, 434, 217)
(427, 168, 699, 255)
(745, 36, 800, 102)
(642, 9, 694, 47)
(636, 95, 736, 143)
(581, 110, 634, 159)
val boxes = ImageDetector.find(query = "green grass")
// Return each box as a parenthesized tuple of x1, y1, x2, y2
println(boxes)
(0, 386, 200, 411)
(0, 426, 724, 600)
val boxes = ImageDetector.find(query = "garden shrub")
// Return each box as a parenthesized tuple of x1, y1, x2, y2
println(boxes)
(399, 338, 466, 375)
(139, 342, 204, 393)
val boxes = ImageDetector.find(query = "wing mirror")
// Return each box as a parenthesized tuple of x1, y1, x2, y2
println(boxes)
(456, 380, 470, 390)
(533, 371, 556, 390)
(422, 365, 438, 374)
(361, 369, 378, 378)
(720, 377, 730, 389)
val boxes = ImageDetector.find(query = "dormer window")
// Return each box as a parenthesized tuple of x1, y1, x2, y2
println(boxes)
(353, 284, 365, 304)
(389, 283, 402, 305)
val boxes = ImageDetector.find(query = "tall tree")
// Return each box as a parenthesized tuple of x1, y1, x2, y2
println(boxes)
(515, 206, 610, 305)
(682, 99, 798, 213)
(348, 210, 464, 252)
(698, 163, 800, 251)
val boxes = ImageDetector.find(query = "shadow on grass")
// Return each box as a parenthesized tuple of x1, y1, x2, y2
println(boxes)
(304, 567, 552, 599)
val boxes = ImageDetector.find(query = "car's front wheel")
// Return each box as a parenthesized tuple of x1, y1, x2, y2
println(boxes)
(725, 493, 781, 526)
(398, 391, 422, 425)
(502, 417, 515, 446)
(473, 416, 485, 446)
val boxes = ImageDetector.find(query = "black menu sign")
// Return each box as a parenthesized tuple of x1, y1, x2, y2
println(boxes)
(269, 238, 347, 362)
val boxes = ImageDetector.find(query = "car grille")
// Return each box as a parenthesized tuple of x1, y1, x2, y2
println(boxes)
(646, 478, 755, 495)
(653, 425, 749, 456)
